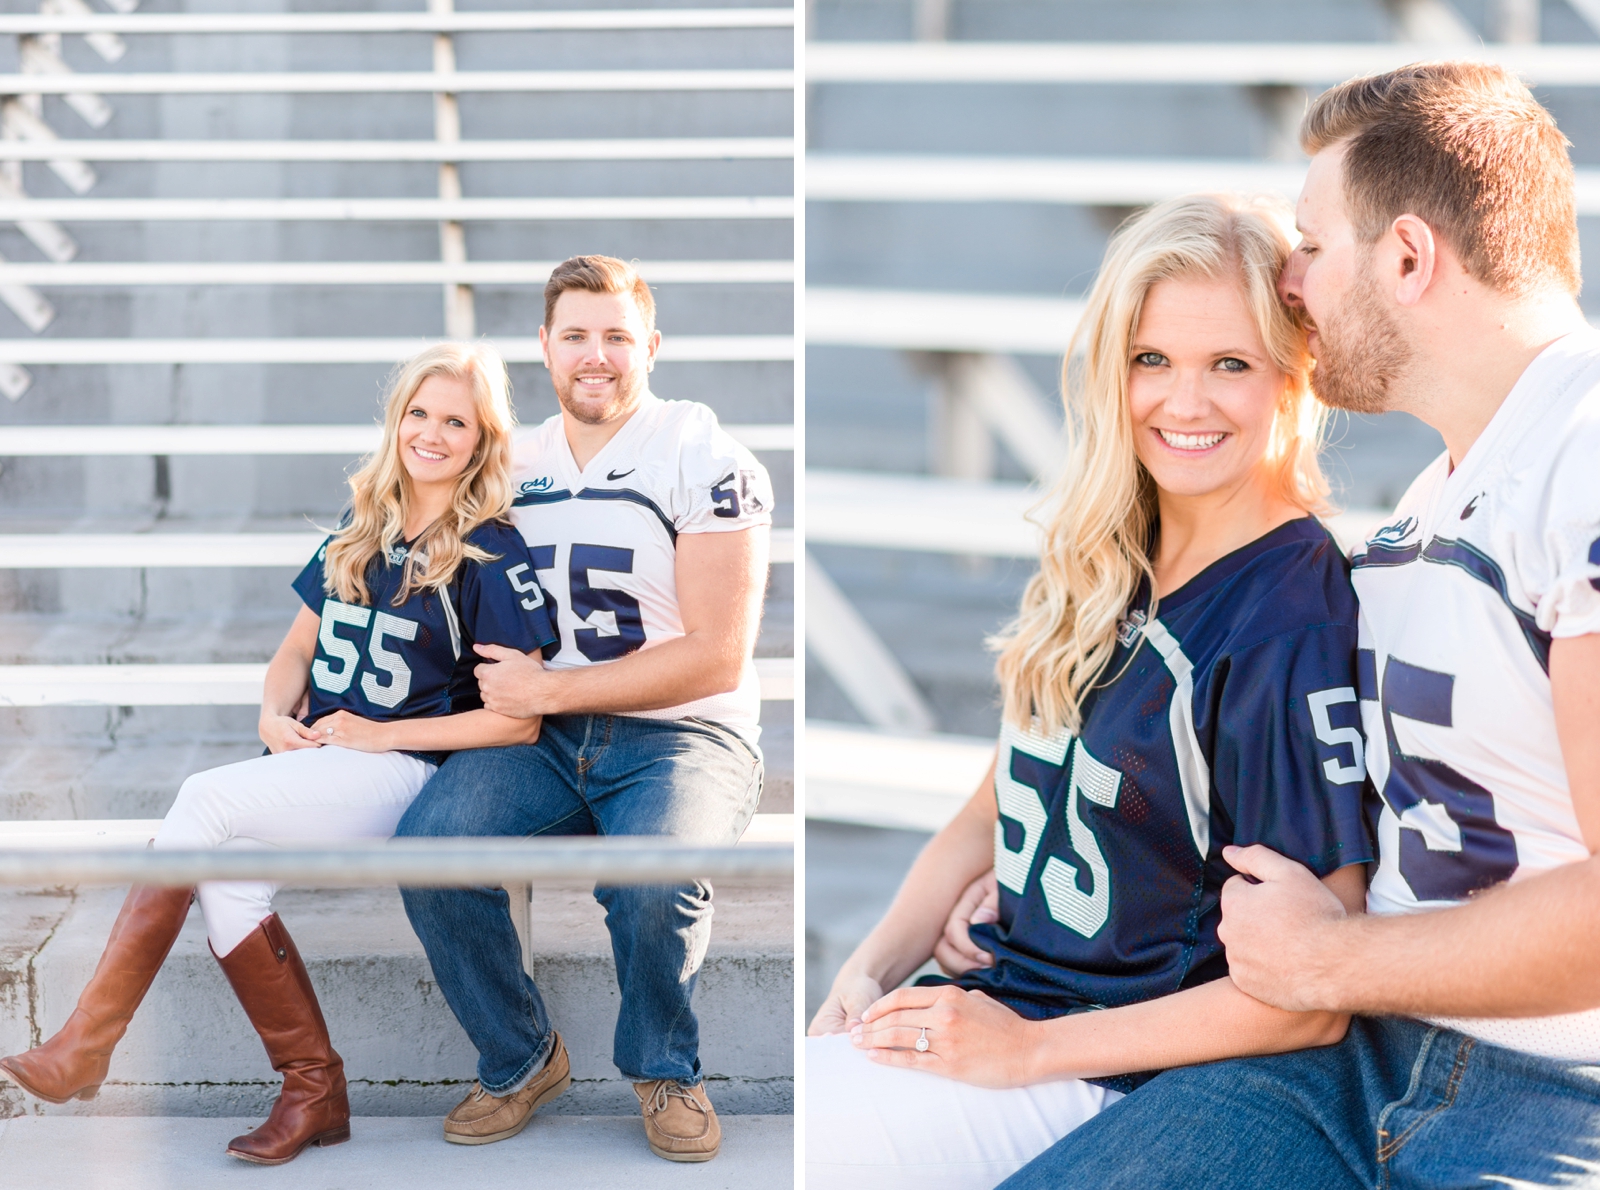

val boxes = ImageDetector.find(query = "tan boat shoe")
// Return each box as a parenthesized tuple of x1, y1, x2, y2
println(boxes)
(443, 1033, 570, 1146)
(633, 1079, 721, 1163)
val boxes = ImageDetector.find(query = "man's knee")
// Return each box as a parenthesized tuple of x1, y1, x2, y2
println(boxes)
(595, 881, 713, 930)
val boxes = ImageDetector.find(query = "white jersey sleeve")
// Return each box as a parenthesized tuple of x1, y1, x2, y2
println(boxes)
(670, 406, 775, 535)
(1532, 387, 1600, 638)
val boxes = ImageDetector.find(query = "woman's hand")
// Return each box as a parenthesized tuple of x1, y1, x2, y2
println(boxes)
(807, 972, 885, 1037)
(933, 870, 999, 976)
(308, 709, 395, 753)
(852, 984, 1038, 1088)
(260, 713, 323, 754)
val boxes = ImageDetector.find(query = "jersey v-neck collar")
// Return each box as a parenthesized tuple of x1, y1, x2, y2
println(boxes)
(1151, 516, 1327, 615)
(558, 391, 660, 485)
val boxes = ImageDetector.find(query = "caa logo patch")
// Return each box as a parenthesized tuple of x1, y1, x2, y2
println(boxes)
(1370, 516, 1419, 548)
(520, 476, 554, 494)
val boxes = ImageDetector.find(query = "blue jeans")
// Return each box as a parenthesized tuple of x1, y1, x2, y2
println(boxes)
(999, 1015, 1600, 1189)
(396, 714, 762, 1096)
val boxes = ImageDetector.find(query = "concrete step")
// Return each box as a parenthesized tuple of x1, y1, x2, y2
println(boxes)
(0, 881, 792, 1119)
(0, 715, 792, 818)
(0, 1114, 793, 1188)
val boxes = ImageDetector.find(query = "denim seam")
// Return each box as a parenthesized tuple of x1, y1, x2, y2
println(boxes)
(1377, 1033, 1475, 1166)
(482, 1027, 554, 1099)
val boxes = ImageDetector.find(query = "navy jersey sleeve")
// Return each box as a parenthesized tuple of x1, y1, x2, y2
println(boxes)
(1208, 623, 1374, 876)
(291, 536, 334, 613)
(457, 523, 559, 654)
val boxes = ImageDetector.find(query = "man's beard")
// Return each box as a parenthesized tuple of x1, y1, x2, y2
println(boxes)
(553, 366, 645, 425)
(1308, 264, 1413, 414)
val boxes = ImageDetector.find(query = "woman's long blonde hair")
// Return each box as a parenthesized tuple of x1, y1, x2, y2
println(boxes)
(993, 193, 1331, 736)
(323, 342, 517, 606)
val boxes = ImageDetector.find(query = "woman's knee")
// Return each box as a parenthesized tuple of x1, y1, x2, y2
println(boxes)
(156, 769, 233, 848)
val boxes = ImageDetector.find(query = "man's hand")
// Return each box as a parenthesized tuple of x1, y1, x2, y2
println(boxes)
(1218, 844, 1349, 1012)
(807, 972, 884, 1037)
(474, 644, 559, 718)
(934, 870, 998, 976)
(307, 709, 394, 753)
(851, 984, 1037, 1088)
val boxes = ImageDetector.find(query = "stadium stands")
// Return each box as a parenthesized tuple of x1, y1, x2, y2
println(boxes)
(0, 1, 796, 1158)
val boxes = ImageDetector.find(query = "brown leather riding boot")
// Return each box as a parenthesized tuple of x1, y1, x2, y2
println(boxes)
(214, 914, 351, 1165)
(0, 885, 193, 1104)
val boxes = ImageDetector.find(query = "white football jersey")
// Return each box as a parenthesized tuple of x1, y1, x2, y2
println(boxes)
(508, 392, 774, 739)
(1353, 329, 1600, 1060)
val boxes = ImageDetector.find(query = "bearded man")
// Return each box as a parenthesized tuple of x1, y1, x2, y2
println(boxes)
(396, 256, 772, 1163)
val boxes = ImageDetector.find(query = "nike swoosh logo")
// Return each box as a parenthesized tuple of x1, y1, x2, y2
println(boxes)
(606, 468, 635, 481)
(1460, 494, 1481, 520)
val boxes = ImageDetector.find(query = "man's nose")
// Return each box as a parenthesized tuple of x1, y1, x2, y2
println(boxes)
(1278, 252, 1307, 310)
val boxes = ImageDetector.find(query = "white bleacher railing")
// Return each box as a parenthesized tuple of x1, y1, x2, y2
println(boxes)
(0, 339, 795, 365)
(807, 287, 1081, 356)
(808, 155, 1600, 213)
(0, 658, 794, 706)
(0, 70, 795, 96)
(0, 422, 795, 452)
(0, 260, 794, 286)
(0, 197, 794, 221)
(0, 139, 796, 162)
(0, 529, 795, 568)
(804, 40, 1600, 84)
(0, 8, 796, 34)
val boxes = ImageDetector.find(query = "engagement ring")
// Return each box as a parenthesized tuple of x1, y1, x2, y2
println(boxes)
(915, 1028, 929, 1052)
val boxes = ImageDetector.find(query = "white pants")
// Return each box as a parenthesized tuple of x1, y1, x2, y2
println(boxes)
(805, 1032, 1123, 1190)
(153, 747, 435, 956)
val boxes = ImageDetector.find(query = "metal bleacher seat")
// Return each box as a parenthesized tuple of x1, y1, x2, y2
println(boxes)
(0, 1, 796, 1143)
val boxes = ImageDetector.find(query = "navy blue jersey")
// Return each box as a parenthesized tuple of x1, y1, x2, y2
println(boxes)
(291, 519, 558, 760)
(929, 518, 1372, 1085)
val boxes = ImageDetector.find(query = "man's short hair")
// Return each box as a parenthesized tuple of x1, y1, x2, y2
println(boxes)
(543, 255, 657, 336)
(1302, 60, 1580, 296)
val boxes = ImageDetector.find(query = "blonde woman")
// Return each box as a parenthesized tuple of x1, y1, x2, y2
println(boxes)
(806, 194, 1373, 1189)
(0, 343, 557, 1166)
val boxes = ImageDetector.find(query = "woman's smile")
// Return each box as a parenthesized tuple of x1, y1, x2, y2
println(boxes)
(1153, 428, 1231, 453)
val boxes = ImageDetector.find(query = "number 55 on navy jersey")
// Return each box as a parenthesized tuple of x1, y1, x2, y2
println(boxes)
(291, 519, 559, 728)
(942, 519, 1374, 1062)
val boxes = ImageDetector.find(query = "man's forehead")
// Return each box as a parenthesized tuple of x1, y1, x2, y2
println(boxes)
(1296, 145, 1346, 236)
(551, 289, 646, 330)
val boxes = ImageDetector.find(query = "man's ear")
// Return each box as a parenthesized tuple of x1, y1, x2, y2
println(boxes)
(1389, 214, 1437, 307)
(538, 324, 552, 371)
(646, 329, 662, 373)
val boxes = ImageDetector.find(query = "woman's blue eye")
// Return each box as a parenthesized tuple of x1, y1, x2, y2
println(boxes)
(1134, 352, 1166, 367)
(1217, 357, 1249, 372)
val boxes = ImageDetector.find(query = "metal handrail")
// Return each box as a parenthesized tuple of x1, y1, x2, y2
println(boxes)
(0, 837, 792, 888)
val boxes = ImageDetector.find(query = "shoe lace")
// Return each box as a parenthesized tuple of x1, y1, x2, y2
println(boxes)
(644, 1081, 706, 1118)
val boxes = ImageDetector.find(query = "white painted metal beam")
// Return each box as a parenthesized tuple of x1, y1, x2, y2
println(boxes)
(0, 9, 796, 35)
(0, 337, 794, 365)
(0, 528, 795, 567)
(805, 41, 1600, 86)
(806, 287, 1083, 355)
(0, 197, 795, 222)
(0, 70, 796, 95)
(809, 155, 1600, 217)
(0, 422, 794, 454)
(0, 657, 794, 706)
(805, 720, 993, 832)
(0, 260, 793, 286)
(0, 138, 796, 162)
(804, 551, 936, 733)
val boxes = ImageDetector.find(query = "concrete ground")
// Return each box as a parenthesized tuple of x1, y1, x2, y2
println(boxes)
(0, 1114, 793, 1189)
